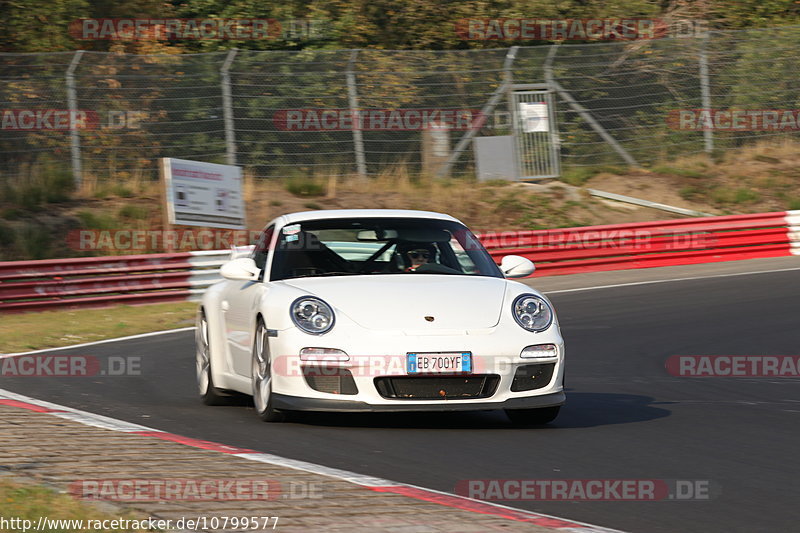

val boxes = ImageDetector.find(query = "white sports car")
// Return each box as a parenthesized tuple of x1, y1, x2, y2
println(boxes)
(196, 209, 565, 423)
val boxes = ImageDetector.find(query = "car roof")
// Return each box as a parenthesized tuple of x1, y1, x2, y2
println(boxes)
(276, 209, 462, 226)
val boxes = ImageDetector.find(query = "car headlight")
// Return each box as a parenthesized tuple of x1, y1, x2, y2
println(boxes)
(291, 297, 335, 335)
(512, 294, 553, 332)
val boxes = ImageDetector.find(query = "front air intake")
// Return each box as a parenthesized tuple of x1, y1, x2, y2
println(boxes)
(510, 363, 556, 392)
(303, 368, 358, 395)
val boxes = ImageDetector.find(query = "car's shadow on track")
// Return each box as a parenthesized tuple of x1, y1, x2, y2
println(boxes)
(270, 392, 672, 429)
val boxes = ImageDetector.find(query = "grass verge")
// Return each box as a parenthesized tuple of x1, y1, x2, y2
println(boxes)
(0, 301, 197, 354)
(0, 477, 149, 532)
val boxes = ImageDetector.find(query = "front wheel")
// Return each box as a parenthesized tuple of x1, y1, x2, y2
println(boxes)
(252, 319, 284, 422)
(505, 406, 560, 426)
(196, 309, 229, 406)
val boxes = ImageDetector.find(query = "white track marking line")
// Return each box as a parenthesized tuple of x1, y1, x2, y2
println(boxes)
(1, 326, 196, 358)
(0, 388, 158, 432)
(542, 266, 800, 295)
(0, 387, 624, 533)
(236, 452, 397, 487)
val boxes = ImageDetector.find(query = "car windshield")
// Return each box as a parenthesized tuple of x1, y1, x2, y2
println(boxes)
(270, 217, 503, 281)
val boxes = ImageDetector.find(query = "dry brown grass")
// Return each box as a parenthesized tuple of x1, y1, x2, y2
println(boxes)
(0, 301, 197, 353)
(9, 139, 800, 262)
(584, 138, 800, 214)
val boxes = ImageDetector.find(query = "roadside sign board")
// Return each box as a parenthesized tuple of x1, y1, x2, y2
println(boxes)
(161, 158, 245, 229)
(519, 102, 549, 133)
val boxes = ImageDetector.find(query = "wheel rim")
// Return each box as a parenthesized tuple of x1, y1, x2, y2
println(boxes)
(196, 314, 210, 395)
(252, 325, 271, 413)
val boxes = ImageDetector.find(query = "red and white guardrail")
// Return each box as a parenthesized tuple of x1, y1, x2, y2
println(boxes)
(478, 210, 800, 277)
(0, 251, 226, 313)
(1, 211, 798, 313)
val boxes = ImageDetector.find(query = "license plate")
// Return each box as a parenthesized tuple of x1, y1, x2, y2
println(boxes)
(407, 352, 471, 374)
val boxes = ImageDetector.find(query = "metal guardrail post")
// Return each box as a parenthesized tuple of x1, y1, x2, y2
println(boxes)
(436, 46, 519, 178)
(699, 36, 714, 154)
(221, 49, 239, 166)
(346, 50, 368, 179)
(66, 50, 85, 188)
(544, 44, 639, 167)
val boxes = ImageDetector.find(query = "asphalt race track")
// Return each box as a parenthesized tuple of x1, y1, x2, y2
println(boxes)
(3, 266, 799, 533)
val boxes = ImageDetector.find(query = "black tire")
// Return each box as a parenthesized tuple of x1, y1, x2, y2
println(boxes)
(505, 406, 561, 426)
(252, 318, 284, 422)
(196, 309, 229, 406)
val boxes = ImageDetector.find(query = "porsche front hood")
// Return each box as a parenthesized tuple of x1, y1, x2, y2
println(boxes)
(283, 275, 507, 331)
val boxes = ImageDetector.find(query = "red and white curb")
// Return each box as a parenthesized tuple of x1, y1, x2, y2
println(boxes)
(0, 387, 624, 533)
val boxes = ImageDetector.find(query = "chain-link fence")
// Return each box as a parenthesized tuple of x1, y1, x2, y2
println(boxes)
(2, 26, 800, 184)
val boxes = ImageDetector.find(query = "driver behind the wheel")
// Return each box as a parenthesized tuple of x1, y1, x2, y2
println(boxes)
(401, 243, 436, 272)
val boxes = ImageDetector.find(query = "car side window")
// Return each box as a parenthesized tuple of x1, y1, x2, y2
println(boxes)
(253, 225, 274, 280)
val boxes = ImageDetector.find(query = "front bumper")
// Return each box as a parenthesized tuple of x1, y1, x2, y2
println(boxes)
(269, 318, 565, 409)
(273, 390, 565, 412)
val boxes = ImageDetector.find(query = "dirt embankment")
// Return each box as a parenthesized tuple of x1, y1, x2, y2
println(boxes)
(2, 140, 799, 260)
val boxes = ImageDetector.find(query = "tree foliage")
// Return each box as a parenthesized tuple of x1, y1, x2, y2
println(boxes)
(2, 0, 800, 53)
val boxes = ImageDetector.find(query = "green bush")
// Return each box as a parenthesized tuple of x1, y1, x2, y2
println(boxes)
(481, 179, 512, 187)
(652, 166, 705, 179)
(0, 221, 15, 247)
(679, 186, 704, 201)
(15, 223, 52, 260)
(118, 205, 149, 220)
(733, 188, 760, 204)
(76, 210, 117, 230)
(710, 187, 734, 204)
(0, 165, 74, 210)
(112, 184, 135, 198)
(19, 186, 45, 210)
(0, 208, 22, 220)
(93, 187, 112, 199)
(285, 177, 325, 197)
(559, 165, 627, 187)
(1, 183, 18, 204)
(560, 167, 595, 186)
(42, 167, 74, 203)
(593, 165, 626, 175)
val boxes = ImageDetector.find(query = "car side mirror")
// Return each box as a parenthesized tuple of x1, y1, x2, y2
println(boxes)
(220, 257, 261, 281)
(500, 255, 535, 278)
(230, 244, 256, 260)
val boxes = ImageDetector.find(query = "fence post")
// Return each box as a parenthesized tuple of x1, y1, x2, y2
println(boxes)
(221, 49, 238, 166)
(436, 46, 519, 178)
(346, 50, 368, 178)
(699, 36, 714, 153)
(544, 44, 639, 167)
(66, 50, 84, 188)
